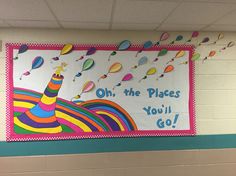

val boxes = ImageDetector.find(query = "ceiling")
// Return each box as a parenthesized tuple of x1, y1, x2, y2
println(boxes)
(1, 0, 236, 31)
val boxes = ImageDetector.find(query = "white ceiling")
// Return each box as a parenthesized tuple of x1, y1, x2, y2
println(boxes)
(1, 0, 236, 31)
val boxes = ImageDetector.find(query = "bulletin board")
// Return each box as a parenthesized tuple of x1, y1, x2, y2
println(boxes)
(6, 42, 195, 141)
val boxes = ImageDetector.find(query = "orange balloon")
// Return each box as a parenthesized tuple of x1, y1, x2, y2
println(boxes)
(209, 51, 216, 57)
(164, 65, 174, 73)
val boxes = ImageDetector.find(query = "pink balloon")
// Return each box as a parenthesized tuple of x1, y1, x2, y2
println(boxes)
(192, 31, 199, 38)
(82, 81, 95, 93)
(160, 32, 169, 41)
(122, 73, 133, 81)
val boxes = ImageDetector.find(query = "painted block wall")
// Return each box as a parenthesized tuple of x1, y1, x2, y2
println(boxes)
(0, 28, 236, 141)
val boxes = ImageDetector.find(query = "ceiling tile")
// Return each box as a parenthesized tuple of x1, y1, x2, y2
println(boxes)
(47, 0, 113, 23)
(158, 23, 206, 31)
(112, 23, 158, 30)
(165, 2, 236, 24)
(7, 20, 60, 28)
(113, 0, 178, 23)
(61, 21, 109, 29)
(203, 24, 236, 31)
(214, 10, 236, 25)
(0, 0, 55, 20)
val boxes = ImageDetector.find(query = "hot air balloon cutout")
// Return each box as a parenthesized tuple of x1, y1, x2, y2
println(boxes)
(185, 31, 199, 43)
(179, 52, 201, 65)
(135, 40, 153, 57)
(51, 44, 73, 62)
(19, 56, 44, 80)
(131, 56, 148, 69)
(166, 50, 185, 64)
(98, 62, 122, 82)
(153, 48, 168, 62)
(108, 40, 131, 61)
(139, 67, 157, 83)
(169, 35, 183, 44)
(219, 41, 235, 52)
(113, 73, 133, 90)
(155, 32, 169, 45)
(207, 33, 224, 45)
(202, 50, 216, 63)
(76, 47, 96, 61)
(71, 81, 95, 101)
(197, 37, 210, 46)
(73, 58, 95, 82)
(13, 44, 28, 60)
(156, 65, 174, 81)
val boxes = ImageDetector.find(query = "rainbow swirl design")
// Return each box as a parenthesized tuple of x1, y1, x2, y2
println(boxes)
(13, 74, 137, 134)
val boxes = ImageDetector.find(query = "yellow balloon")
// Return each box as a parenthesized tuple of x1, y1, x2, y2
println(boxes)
(175, 50, 185, 58)
(109, 62, 122, 73)
(60, 44, 73, 55)
(146, 67, 157, 75)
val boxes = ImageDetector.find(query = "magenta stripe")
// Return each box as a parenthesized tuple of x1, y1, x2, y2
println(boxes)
(38, 101, 56, 111)
(14, 107, 28, 113)
(57, 118, 84, 133)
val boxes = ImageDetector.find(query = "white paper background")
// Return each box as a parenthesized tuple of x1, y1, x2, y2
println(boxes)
(13, 48, 190, 131)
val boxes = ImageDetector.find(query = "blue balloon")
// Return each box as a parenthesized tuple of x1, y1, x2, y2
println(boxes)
(138, 56, 148, 66)
(143, 41, 153, 49)
(32, 56, 44, 69)
(18, 44, 28, 54)
(118, 40, 131, 51)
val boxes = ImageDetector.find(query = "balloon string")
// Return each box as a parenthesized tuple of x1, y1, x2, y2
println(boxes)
(135, 50, 141, 57)
(155, 41, 160, 46)
(206, 40, 217, 45)
(76, 55, 84, 61)
(108, 52, 114, 61)
(156, 73, 164, 81)
(14, 53, 19, 60)
(166, 57, 174, 64)
(138, 78, 143, 83)
(219, 47, 226, 52)
(179, 61, 189, 65)
(19, 74, 23, 80)
(73, 76, 76, 82)
(202, 57, 208, 63)
(184, 38, 192, 44)
(138, 76, 146, 83)
(113, 82, 122, 90)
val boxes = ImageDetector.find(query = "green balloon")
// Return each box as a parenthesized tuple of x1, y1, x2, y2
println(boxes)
(191, 53, 201, 61)
(111, 51, 117, 56)
(82, 58, 95, 71)
(158, 48, 168, 57)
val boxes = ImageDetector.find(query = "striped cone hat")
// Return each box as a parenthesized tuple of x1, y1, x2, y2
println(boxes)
(15, 74, 63, 134)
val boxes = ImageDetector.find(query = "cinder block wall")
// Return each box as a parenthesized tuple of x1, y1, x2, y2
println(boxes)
(0, 28, 236, 176)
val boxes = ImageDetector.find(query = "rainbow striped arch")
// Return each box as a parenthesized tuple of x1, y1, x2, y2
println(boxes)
(13, 88, 137, 135)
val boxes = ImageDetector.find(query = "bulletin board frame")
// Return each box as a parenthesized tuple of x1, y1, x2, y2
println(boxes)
(5, 43, 196, 141)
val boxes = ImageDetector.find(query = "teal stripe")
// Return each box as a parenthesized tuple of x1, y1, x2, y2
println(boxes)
(1, 134, 236, 156)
